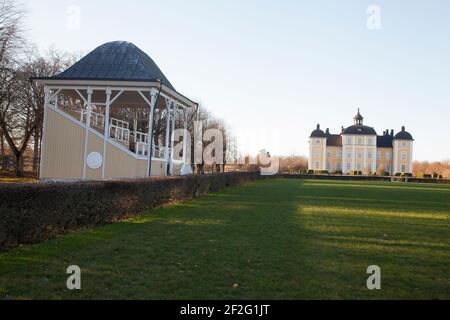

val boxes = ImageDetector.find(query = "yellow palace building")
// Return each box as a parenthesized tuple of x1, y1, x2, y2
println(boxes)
(309, 110, 414, 175)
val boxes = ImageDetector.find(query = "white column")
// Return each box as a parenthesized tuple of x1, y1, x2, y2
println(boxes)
(102, 87, 111, 180)
(182, 112, 188, 164)
(352, 139, 356, 172)
(372, 147, 377, 173)
(169, 107, 176, 175)
(409, 141, 413, 173)
(133, 119, 138, 142)
(393, 141, 398, 175)
(147, 90, 157, 177)
(164, 100, 172, 162)
(39, 87, 51, 179)
(322, 139, 327, 170)
(363, 141, 367, 173)
(308, 140, 312, 170)
(82, 87, 93, 180)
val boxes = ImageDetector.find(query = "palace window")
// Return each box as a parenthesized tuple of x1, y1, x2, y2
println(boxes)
(376, 152, 381, 160)
(346, 137, 352, 144)
(402, 141, 407, 148)
(327, 151, 332, 158)
(356, 163, 362, 171)
(368, 151, 373, 159)
(315, 140, 321, 145)
(326, 162, 331, 171)
(401, 164, 407, 173)
(336, 151, 342, 158)
(346, 163, 351, 171)
(346, 151, 352, 159)
(386, 152, 391, 160)
(387, 164, 391, 172)
(336, 163, 342, 170)
(315, 161, 320, 170)
(401, 151, 407, 160)
(368, 138, 373, 145)
(315, 150, 321, 157)
(358, 138, 363, 145)
(357, 152, 362, 159)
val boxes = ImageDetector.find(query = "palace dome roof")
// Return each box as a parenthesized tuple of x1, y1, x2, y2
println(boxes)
(394, 126, 414, 140)
(343, 125, 377, 136)
(310, 124, 327, 138)
(50, 41, 175, 90)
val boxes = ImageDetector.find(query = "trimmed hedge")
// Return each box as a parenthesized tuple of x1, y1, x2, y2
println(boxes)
(0, 172, 261, 250)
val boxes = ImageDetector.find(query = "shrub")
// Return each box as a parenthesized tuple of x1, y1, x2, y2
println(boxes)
(402, 173, 413, 177)
(0, 172, 261, 250)
(334, 170, 343, 175)
(307, 170, 314, 175)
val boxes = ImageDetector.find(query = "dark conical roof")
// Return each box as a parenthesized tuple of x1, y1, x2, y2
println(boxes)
(394, 126, 414, 140)
(52, 41, 175, 90)
(343, 125, 377, 135)
(310, 124, 327, 138)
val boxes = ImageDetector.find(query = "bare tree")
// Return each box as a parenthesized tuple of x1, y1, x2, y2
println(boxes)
(0, 0, 24, 172)
(0, 0, 25, 67)
(22, 49, 75, 170)
(0, 45, 74, 176)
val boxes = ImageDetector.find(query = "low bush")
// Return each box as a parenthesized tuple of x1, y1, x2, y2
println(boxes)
(402, 173, 413, 177)
(0, 172, 261, 250)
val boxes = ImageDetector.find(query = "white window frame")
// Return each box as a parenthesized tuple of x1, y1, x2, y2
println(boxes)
(401, 151, 407, 161)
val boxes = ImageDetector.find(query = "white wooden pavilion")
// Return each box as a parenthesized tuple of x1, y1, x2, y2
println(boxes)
(33, 41, 197, 180)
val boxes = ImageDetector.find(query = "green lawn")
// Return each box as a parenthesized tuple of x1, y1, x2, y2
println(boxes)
(1, 179, 449, 300)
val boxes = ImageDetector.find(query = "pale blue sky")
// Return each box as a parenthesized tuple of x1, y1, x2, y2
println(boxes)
(22, 0, 450, 161)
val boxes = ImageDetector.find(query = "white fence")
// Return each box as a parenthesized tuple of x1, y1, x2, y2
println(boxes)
(75, 108, 169, 160)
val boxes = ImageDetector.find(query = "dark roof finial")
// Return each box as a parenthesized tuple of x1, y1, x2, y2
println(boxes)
(353, 108, 364, 125)
(402, 126, 406, 131)
(317, 124, 320, 130)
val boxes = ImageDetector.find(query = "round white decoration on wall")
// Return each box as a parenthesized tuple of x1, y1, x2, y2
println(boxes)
(87, 152, 103, 170)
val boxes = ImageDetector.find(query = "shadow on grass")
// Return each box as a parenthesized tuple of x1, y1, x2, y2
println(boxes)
(0, 179, 449, 299)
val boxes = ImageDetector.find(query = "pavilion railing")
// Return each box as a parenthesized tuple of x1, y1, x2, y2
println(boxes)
(64, 107, 170, 160)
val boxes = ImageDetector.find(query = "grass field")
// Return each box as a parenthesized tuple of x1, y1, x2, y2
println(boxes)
(0, 179, 449, 300)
